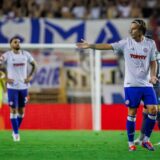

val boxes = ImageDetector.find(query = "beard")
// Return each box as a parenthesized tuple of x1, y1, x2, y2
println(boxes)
(14, 46, 20, 50)
(131, 32, 141, 40)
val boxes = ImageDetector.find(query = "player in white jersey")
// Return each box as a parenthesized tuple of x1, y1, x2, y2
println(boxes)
(134, 51, 160, 146)
(77, 19, 158, 151)
(0, 37, 36, 142)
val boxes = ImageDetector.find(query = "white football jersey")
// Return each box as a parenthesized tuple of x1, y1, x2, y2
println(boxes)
(1, 50, 34, 89)
(111, 37, 157, 87)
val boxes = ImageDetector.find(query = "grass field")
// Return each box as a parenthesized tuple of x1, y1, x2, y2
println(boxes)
(0, 130, 159, 160)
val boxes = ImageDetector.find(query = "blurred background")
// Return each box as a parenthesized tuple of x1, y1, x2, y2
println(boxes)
(0, 0, 160, 20)
(0, 0, 160, 131)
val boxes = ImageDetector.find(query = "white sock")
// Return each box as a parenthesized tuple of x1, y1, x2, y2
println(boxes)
(143, 136, 149, 142)
(128, 141, 134, 147)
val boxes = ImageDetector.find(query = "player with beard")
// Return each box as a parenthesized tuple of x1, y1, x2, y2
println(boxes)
(0, 37, 36, 141)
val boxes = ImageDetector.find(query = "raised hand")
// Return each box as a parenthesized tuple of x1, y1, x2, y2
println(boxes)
(76, 39, 90, 49)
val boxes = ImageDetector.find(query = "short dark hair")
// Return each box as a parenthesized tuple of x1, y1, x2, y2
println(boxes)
(132, 19, 147, 35)
(9, 36, 20, 44)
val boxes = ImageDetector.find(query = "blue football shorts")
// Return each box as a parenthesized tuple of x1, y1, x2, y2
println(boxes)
(7, 88, 28, 108)
(124, 87, 158, 108)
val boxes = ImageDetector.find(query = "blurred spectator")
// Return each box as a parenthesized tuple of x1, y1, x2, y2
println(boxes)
(130, 1, 142, 18)
(106, 1, 118, 19)
(35, 0, 45, 5)
(146, 0, 157, 8)
(99, 0, 108, 19)
(117, 0, 131, 18)
(61, 1, 73, 18)
(87, 0, 101, 19)
(141, 0, 158, 18)
(28, 0, 42, 18)
(71, 0, 87, 19)
(148, 10, 160, 51)
(0, 0, 159, 19)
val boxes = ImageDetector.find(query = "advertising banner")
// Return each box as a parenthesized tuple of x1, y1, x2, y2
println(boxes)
(0, 18, 142, 104)
(0, 18, 135, 44)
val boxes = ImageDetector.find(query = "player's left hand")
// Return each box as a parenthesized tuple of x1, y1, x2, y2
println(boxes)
(24, 75, 33, 83)
(149, 76, 158, 84)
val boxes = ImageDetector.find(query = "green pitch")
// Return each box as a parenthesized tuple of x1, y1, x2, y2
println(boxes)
(0, 131, 159, 160)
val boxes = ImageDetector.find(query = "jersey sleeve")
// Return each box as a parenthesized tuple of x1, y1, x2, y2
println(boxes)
(25, 51, 34, 63)
(150, 41, 158, 61)
(110, 39, 127, 54)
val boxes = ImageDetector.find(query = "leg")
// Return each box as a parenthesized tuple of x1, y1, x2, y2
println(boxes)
(141, 87, 158, 150)
(156, 105, 160, 145)
(124, 87, 142, 151)
(154, 85, 160, 129)
(157, 105, 160, 130)
(17, 89, 28, 128)
(127, 107, 137, 149)
(142, 105, 157, 151)
(134, 107, 148, 145)
(140, 108, 148, 140)
(17, 107, 25, 128)
(144, 105, 157, 141)
(8, 89, 19, 135)
(10, 107, 19, 135)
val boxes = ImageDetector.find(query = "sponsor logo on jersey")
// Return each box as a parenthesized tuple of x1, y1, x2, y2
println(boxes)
(130, 54, 146, 60)
(13, 63, 25, 66)
(143, 48, 148, 53)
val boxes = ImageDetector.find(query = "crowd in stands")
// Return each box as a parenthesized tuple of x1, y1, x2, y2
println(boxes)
(0, 0, 160, 50)
(0, 0, 160, 19)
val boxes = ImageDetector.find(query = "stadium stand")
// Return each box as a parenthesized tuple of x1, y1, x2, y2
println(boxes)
(0, 0, 160, 19)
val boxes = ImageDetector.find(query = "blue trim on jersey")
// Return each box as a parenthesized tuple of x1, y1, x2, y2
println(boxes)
(7, 89, 28, 108)
(124, 87, 157, 108)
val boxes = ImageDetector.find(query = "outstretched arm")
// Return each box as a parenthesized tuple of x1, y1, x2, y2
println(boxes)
(76, 39, 113, 50)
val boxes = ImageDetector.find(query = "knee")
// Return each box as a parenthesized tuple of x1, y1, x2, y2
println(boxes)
(10, 108, 17, 114)
(18, 110, 24, 115)
(148, 106, 157, 115)
(128, 108, 137, 116)
(18, 108, 25, 115)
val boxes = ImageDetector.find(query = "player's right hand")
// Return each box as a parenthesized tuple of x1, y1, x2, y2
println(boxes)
(76, 39, 90, 49)
(6, 78, 14, 84)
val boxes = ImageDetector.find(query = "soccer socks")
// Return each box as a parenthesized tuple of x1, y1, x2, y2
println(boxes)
(157, 111, 160, 130)
(144, 114, 157, 141)
(127, 115, 136, 145)
(17, 113, 24, 128)
(10, 113, 19, 134)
